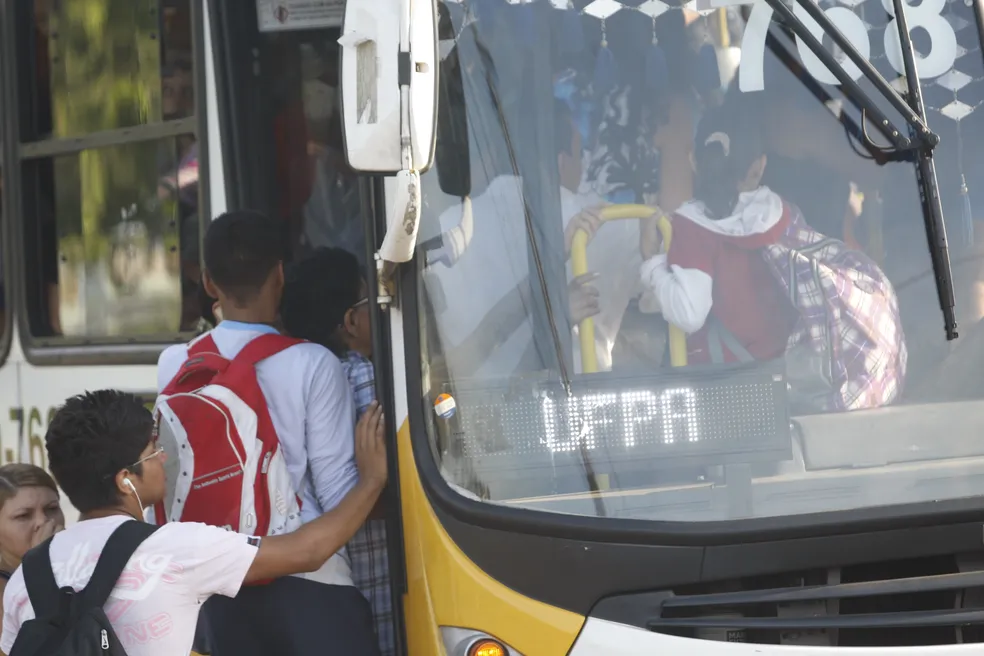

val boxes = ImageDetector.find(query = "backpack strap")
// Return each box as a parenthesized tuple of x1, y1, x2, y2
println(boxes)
(79, 521, 160, 610)
(707, 317, 754, 364)
(21, 537, 61, 618)
(163, 335, 231, 394)
(188, 333, 219, 357)
(232, 333, 306, 367)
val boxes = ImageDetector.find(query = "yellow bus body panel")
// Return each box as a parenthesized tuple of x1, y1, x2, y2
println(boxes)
(398, 419, 585, 655)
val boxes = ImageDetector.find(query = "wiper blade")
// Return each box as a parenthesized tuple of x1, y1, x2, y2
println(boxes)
(762, 0, 958, 340)
(889, 0, 958, 339)
(472, 31, 575, 390)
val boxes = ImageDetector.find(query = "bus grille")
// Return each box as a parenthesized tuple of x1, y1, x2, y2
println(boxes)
(603, 554, 984, 646)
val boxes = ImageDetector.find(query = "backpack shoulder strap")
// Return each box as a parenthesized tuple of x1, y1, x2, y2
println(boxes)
(80, 521, 160, 610)
(188, 333, 219, 357)
(21, 538, 60, 618)
(707, 316, 754, 364)
(233, 333, 306, 367)
(162, 334, 230, 394)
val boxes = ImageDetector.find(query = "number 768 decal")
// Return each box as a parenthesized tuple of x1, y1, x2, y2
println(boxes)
(699, 0, 958, 92)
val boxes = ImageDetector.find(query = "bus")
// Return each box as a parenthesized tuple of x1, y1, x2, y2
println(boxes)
(4, 0, 984, 653)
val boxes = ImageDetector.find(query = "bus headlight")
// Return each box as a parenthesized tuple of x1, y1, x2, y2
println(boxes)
(440, 627, 523, 656)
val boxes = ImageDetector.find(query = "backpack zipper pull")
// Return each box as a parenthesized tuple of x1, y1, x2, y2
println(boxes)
(101, 629, 109, 650)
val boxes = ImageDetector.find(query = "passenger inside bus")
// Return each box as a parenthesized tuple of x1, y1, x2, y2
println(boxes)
(301, 113, 366, 266)
(425, 97, 644, 377)
(638, 91, 906, 411)
(639, 97, 798, 366)
(566, 8, 700, 229)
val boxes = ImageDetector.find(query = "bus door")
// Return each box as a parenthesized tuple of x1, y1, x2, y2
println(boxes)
(207, 1, 403, 653)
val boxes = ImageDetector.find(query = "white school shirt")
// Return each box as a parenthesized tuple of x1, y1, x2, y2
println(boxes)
(424, 175, 641, 377)
(0, 516, 258, 656)
(156, 320, 357, 586)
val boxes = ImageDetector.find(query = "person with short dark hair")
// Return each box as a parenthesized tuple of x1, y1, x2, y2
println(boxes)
(281, 247, 392, 655)
(0, 390, 387, 656)
(156, 210, 381, 655)
(199, 209, 286, 309)
(282, 247, 369, 359)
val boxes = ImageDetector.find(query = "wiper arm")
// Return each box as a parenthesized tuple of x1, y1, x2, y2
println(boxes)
(889, 0, 957, 339)
(763, 0, 923, 150)
(761, 0, 958, 340)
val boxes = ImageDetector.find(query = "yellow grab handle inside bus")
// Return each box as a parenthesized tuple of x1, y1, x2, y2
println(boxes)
(571, 204, 687, 373)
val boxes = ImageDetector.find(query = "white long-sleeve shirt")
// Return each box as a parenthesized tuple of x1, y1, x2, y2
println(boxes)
(423, 175, 642, 377)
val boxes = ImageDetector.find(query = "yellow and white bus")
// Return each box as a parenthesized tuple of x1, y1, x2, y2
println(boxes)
(6, 0, 984, 654)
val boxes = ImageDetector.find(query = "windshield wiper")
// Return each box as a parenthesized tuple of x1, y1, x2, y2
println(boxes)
(472, 33, 575, 391)
(763, 0, 958, 340)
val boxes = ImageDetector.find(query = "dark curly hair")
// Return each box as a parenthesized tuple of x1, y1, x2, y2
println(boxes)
(45, 390, 153, 513)
(281, 247, 363, 356)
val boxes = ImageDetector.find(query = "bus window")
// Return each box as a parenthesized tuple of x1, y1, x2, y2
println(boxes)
(229, 25, 365, 266)
(15, 0, 203, 340)
(294, 41, 366, 265)
(415, 0, 984, 518)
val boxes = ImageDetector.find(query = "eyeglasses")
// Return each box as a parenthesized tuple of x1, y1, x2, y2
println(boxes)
(350, 297, 369, 310)
(128, 445, 165, 470)
(123, 443, 165, 474)
(103, 443, 165, 480)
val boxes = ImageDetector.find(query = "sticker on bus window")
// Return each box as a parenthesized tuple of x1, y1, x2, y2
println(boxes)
(434, 393, 457, 419)
(256, 0, 344, 32)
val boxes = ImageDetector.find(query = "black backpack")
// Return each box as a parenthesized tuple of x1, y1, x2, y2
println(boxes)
(9, 520, 160, 656)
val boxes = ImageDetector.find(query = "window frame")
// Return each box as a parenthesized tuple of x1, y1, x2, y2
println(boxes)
(0, 4, 13, 369)
(0, 0, 211, 367)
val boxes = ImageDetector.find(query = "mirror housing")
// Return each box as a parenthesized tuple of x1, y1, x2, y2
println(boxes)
(434, 1, 470, 198)
(339, 0, 438, 173)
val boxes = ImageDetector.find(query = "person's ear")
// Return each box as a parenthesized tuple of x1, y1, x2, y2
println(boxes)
(273, 261, 285, 289)
(343, 307, 358, 336)
(115, 469, 135, 498)
(743, 154, 768, 189)
(202, 270, 219, 300)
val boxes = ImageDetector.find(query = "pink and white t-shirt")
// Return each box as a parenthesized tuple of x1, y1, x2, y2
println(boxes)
(0, 516, 258, 656)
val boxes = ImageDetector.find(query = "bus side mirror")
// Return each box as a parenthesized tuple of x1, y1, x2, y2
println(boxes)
(434, 1, 470, 198)
(339, 0, 438, 174)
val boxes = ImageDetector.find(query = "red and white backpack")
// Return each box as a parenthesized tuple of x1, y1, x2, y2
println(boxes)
(149, 333, 305, 539)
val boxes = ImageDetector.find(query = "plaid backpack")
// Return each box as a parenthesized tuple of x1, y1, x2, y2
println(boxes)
(762, 202, 907, 412)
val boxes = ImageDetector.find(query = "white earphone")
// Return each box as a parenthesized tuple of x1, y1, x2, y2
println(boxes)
(123, 478, 144, 516)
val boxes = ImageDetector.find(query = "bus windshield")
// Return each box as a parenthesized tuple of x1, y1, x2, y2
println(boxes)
(413, 0, 984, 523)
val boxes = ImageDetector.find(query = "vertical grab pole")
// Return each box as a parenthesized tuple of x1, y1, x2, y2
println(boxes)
(571, 206, 687, 372)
